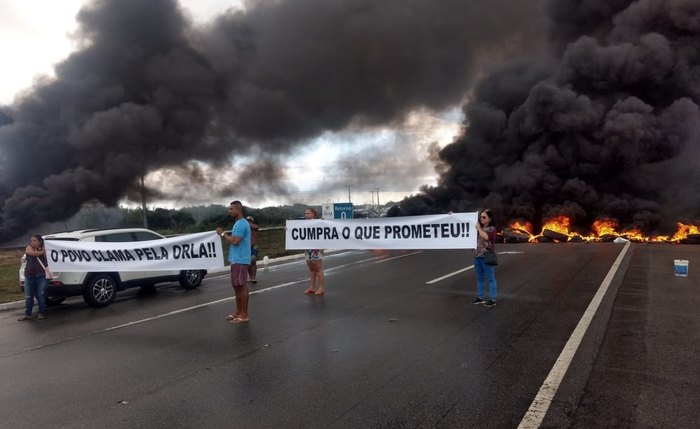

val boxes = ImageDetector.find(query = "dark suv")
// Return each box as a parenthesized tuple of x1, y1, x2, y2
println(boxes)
(19, 228, 207, 307)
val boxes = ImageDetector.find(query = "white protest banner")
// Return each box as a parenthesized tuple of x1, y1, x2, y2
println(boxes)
(286, 212, 478, 250)
(45, 231, 225, 272)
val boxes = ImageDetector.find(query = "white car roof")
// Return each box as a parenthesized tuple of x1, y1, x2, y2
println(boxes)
(44, 228, 164, 240)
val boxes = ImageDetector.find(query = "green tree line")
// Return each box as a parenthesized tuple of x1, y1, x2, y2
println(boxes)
(64, 203, 316, 235)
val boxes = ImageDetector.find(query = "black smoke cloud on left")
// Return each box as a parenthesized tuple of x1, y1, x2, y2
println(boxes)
(0, 0, 543, 242)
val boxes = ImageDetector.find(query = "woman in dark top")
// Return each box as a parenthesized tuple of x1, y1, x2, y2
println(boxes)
(19, 235, 49, 321)
(472, 209, 498, 308)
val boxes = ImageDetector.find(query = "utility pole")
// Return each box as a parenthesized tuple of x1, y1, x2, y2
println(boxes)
(348, 186, 352, 203)
(375, 188, 380, 209)
(140, 175, 148, 228)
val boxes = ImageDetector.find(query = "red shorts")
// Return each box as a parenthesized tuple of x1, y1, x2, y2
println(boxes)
(230, 264, 249, 288)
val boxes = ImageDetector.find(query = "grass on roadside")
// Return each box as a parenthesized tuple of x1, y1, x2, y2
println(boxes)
(0, 247, 25, 303)
(255, 227, 302, 259)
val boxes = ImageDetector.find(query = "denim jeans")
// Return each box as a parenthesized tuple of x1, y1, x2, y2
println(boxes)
(474, 256, 497, 301)
(24, 274, 47, 316)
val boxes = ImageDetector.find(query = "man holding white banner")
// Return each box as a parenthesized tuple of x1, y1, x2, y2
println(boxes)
(285, 212, 478, 250)
(216, 200, 252, 325)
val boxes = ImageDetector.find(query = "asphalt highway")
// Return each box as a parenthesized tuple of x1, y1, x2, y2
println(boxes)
(1, 243, 697, 428)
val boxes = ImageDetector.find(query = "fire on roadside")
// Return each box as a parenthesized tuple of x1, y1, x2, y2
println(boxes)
(504, 218, 700, 243)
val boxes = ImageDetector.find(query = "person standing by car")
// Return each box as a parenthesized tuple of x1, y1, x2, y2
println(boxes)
(216, 201, 251, 324)
(19, 235, 49, 321)
(472, 209, 498, 308)
(246, 216, 260, 284)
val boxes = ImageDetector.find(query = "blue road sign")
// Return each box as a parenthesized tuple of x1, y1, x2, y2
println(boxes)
(333, 203, 354, 219)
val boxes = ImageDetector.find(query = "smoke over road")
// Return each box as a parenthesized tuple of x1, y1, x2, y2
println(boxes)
(403, 0, 700, 233)
(0, 0, 542, 242)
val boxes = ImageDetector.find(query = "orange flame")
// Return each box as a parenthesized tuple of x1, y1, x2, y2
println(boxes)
(541, 216, 571, 235)
(621, 228, 646, 242)
(672, 223, 700, 242)
(505, 217, 699, 244)
(592, 219, 618, 237)
(509, 220, 533, 235)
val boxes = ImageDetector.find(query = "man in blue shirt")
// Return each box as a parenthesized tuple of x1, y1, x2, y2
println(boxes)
(216, 200, 251, 324)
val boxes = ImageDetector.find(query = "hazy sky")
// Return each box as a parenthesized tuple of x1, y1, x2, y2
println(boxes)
(0, 0, 461, 208)
(0, 0, 241, 104)
(3, 0, 698, 243)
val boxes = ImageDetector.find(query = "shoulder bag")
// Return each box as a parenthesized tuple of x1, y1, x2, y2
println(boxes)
(484, 251, 498, 266)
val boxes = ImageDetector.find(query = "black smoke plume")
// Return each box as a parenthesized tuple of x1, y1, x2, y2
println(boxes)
(403, 0, 700, 233)
(0, 0, 543, 242)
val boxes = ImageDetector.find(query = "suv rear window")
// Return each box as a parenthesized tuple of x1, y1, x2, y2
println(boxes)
(133, 231, 163, 241)
(96, 232, 137, 242)
(94, 231, 163, 242)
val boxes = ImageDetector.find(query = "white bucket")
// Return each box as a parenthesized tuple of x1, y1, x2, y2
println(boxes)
(673, 259, 689, 277)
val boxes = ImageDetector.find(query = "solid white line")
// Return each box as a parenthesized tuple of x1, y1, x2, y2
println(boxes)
(426, 265, 474, 285)
(425, 249, 521, 285)
(100, 281, 302, 333)
(517, 242, 631, 429)
(21, 251, 426, 349)
(374, 251, 422, 263)
(98, 251, 411, 333)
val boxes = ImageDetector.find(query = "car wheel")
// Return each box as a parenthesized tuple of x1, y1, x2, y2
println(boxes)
(179, 270, 204, 289)
(83, 274, 117, 307)
(46, 296, 66, 306)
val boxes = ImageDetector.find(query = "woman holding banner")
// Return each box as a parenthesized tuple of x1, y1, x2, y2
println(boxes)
(303, 208, 325, 295)
(472, 209, 498, 308)
(18, 235, 49, 321)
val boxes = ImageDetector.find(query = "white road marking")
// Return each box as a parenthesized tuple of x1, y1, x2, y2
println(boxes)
(101, 281, 302, 333)
(101, 297, 235, 332)
(26, 279, 306, 350)
(98, 251, 418, 333)
(425, 250, 523, 285)
(374, 251, 422, 263)
(426, 265, 474, 284)
(517, 242, 631, 429)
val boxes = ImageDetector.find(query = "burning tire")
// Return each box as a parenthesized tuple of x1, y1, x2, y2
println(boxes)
(503, 228, 530, 243)
(682, 234, 700, 245)
(543, 229, 569, 242)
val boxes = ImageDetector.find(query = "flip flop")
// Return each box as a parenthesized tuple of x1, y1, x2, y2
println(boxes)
(303, 289, 315, 294)
(314, 290, 325, 296)
(225, 314, 237, 321)
(231, 318, 249, 324)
